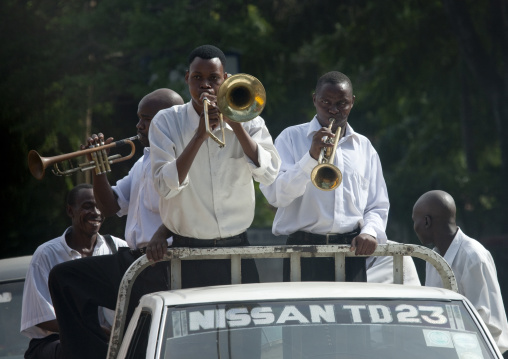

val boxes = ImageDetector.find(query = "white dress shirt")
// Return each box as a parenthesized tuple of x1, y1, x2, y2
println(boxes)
(20, 229, 127, 339)
(426, 228, 508, 353)
(366, 241, 421, 285)
(113, 148, 170, 249)
(149, 102, 280, 239)
(260, 116, 389, 240)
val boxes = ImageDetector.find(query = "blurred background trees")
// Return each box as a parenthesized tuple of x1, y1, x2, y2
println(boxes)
(2, 0, 506, 272)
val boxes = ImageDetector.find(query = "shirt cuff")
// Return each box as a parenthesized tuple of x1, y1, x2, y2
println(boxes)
(298, 151, 318, 174)
(361, 225, 386, 244)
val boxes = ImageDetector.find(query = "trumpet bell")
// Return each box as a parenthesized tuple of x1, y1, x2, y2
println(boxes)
(310, 163, 343, 191)
(217, 73, 266, 122)
(28, 150, 46, 180)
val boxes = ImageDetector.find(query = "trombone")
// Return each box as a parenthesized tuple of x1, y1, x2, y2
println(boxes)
(310, 119, 343, 191)
(203, 73, 266, 147)
(28, 135, 139, 180)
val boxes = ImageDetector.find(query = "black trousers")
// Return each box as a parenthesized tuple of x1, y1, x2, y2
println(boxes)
(282, 230, 367, 282)
(24, 334, 61, 359)
(171, 232, 260, 288)
(48, 247, 171, 359)
(48, 232, 259, 359)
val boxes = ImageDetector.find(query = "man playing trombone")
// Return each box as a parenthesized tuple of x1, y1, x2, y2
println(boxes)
(260, 71, 390, 282)
(145, 44, 281, 289)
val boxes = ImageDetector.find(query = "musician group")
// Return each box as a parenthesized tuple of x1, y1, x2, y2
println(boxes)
(20, 44, 508, 358)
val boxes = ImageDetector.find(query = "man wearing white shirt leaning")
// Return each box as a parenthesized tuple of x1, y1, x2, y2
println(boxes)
(412, 190, 508, 353)
(260, 71, 390, 282)
(21, 183, 127, 359)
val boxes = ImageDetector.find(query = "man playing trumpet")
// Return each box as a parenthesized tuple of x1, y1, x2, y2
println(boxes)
(48, 88, 184, 359)
(260, 71, 390, 282)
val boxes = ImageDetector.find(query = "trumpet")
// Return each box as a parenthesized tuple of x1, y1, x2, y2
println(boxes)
(310, 119, 343, 191)
(28, 135, 139, 180)
(203, 73, 266, 147)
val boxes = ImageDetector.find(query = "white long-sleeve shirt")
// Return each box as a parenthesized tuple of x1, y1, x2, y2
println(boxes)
(113, 148, 169, 249)
(260, 117, 389, 240)
(149, 102, 280, 239)
(366, 241, 421, 285)
(20, 229, 127, 339)
(426, 228, 508, 353)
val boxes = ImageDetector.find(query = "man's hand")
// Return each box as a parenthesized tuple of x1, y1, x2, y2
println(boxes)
(80, 133, 114, 161)
(350, 234, 377, 255)
(310, 127, 335, 161)
(145, 225, 172, 262)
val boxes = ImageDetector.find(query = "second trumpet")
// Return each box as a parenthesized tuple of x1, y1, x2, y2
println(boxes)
(310, 119, 343, 191)
(28, 135, 139, 180)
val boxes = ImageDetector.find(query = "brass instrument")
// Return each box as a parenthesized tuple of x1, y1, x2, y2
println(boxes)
(28, 135, 139, 180)
(310, 119, 343, 190)
(203, 73, 266, 147)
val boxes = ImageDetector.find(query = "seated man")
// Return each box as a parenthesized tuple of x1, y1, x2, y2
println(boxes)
(20, 183, 126, 359)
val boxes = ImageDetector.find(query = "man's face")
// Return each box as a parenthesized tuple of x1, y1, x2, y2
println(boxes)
(185, 57, 226, 114)
(136, 101, 161, 147)
(412, 205, 433, 247)
(68, 188, 104, 237)
(312, 82, 355, 132)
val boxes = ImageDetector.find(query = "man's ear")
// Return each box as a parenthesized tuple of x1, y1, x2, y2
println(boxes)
(224, 72, 229, 79)
(425, 215, 432, 228)
(66, 205, 73, 219)
(184, 70, 189, 84)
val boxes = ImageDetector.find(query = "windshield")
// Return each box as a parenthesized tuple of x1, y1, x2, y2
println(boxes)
(161, 299, 497, 359)
(0, 280, 28, 359)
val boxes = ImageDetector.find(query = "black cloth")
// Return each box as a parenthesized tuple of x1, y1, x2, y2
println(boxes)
(24, 334, 61, 359)
(283, 228, 367, 282)
(170, 231, 260, 289)
(48, 248, 171, 359)
(48, 232, 259, 359)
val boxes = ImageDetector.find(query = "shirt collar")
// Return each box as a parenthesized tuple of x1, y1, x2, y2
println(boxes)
(306, 116, 357, 141)
(186, 101, 233, 132)
(435, 227, 463, 262)
(59, 227, 104, 257)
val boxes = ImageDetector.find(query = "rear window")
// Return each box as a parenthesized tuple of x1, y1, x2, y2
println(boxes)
(0, 280, 28, 359)
(161, 299, 497, 359)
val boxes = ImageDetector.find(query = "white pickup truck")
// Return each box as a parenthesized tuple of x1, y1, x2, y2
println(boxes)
(106, 243, 505, 359)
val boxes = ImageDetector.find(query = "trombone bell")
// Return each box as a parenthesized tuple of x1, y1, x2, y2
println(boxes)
(217, 73, 266, 123)
(204, 73, 267, 147)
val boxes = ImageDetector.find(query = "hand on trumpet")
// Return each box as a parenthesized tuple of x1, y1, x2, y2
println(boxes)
(309, 126, 336, 161)
(80, 133, 114, 175)
(80, 133, 114, 156)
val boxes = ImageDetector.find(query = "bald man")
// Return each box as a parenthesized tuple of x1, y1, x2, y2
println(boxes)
(412, 190, 508, 354)
(48, 89, 185, 359)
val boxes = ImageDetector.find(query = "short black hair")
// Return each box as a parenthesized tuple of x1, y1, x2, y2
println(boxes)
(188, 45, 227, 67)
(316, 71, 353, 94)
(67, 183, 92, 206)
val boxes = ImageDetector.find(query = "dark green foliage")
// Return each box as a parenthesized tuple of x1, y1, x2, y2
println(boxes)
(1, 0, 507, 260)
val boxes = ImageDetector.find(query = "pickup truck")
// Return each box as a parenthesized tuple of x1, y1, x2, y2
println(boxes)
(106, 243, 505, 359)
